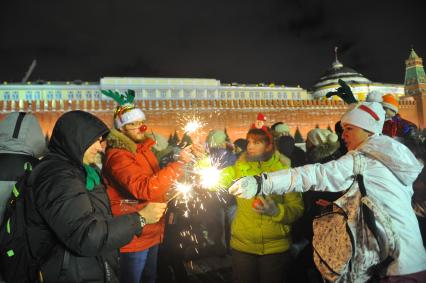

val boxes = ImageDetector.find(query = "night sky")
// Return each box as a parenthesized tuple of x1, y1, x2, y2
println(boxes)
(1, 0, 425, 89)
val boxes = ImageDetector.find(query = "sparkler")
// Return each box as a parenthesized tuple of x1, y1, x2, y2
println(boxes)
(167, 182, 193, 203)
(183, 117, 204, 135)
(197, 166, 221, 190)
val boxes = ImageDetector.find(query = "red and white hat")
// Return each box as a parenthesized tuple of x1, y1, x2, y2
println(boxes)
(340, 102, 385, 134)
(114, 105, 146, 129)
(257, 113, 267, 121)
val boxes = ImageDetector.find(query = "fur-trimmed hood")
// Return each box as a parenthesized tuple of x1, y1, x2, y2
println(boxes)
(106, 128, 155, 154)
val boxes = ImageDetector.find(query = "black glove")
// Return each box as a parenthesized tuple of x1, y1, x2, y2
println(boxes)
(325, 79, 357, 104)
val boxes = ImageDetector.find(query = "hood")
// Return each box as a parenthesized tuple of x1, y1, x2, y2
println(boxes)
(0, 112, 47, 158)
(358, 135, 423, 186)
(48, 111, 109, 165)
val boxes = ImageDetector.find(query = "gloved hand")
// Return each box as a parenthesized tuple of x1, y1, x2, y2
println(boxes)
(252, 196, 279, 216)
(228, 175, 262, 199)
(325, 79, 357, 104)
(229, 171, 290, 198)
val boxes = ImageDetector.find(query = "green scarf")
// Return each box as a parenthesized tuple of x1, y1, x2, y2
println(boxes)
(83, 164, 100, 191)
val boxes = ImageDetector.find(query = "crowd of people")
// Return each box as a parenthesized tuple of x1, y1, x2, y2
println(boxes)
(0, 89, 425, 283)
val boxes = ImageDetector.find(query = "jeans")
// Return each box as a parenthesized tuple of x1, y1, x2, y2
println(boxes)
(120, 245, 159, 283)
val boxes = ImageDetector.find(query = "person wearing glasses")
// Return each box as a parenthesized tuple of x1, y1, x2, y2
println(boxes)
(102, 104, 193, 283)
(26, 111, 166, 283)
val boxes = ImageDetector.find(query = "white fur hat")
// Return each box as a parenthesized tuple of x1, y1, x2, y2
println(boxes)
(340, 102, 385, 134)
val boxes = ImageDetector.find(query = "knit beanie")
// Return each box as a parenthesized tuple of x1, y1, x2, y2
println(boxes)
(381, 94, 399, 113)
(274, 123, 290, 136)
(307, 129, 338, 147)
(365, 91, 383, 102)
(340, 102, 385, 134)
(206, 130, 227, 148)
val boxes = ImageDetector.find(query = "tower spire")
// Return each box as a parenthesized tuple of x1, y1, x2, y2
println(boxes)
(332, 46, 343, 69)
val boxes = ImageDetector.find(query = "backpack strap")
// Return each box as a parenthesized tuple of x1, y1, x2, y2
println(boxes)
(0, 153, 39, 181)
(12, 112, 26, 139)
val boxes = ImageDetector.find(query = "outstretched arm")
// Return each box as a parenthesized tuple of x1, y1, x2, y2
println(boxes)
(230, 154, 355, 198)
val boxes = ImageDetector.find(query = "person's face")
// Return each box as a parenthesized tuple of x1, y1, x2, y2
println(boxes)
(254, 120, 264, 129)
(120, 120, 147, 143)
(383, 107, 396, 120)
(342, 123, 372, 151)
(246, 137, 269, 158)
(83, 137, 105, 165)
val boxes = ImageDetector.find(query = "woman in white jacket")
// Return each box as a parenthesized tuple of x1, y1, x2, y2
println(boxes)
(230, 102, 426, 282)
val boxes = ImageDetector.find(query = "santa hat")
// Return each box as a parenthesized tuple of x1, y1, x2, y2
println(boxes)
(340, 102, 385, 134)
(113, 105, 146, 129)
(257, 113, 267, 121)
(307, 129, 338, 147)
(101, 89, 146, 129)
(381, 94, 399, 113)
(365, 91, 383, 103)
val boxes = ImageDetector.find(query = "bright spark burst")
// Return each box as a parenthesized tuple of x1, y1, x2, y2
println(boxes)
(170, 182, 194, 203)
(198, 166, 221, 189)
(183, 119, 203, 134)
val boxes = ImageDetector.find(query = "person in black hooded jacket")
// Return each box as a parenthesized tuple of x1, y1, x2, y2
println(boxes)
(26, 111, 166, 283)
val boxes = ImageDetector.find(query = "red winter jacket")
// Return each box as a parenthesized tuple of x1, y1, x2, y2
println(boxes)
(102, 129, 183, 252)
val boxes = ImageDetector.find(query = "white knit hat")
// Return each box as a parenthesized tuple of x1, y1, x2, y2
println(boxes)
(307, 129, 338, 147)
(365, 91, 383, 102)
(114, 106, 146, 129)
(340, 102, 385, 134)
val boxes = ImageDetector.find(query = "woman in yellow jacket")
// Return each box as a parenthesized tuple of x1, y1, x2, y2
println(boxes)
(214, 128, 304, 283)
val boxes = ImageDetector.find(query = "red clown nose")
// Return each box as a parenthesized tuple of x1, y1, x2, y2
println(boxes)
(139, 125, 148, 133)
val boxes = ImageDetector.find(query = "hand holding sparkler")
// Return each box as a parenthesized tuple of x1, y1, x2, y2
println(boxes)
(138, 202, 167, 224)
(177, 146, 193, 164)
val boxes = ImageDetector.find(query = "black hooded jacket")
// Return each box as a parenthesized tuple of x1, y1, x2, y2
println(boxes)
(26, 111, 142, 283)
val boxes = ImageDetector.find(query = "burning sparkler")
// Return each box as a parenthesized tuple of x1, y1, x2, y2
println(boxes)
(183, 117, 205, 135)
(167, 181, 194, 203)
(197, 166, 221, 190)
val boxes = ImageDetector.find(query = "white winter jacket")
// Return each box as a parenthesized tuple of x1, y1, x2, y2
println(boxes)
(265, 134, 426, 276)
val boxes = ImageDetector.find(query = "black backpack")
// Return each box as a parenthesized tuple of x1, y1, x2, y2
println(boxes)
(0, 161, 39, 283)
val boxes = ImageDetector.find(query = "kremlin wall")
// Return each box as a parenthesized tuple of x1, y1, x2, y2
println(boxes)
(0, 49, 425, 141)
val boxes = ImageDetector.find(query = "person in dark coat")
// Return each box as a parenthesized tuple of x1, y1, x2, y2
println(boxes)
(26, 111, 166, 283)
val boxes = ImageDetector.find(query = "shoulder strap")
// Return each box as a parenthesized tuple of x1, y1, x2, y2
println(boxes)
(12, 112, 26, 139)
(353, 153, 395, 277)
(0, 153, 39, 181)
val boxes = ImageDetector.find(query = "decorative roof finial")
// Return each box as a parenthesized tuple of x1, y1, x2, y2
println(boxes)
(332, 46, 343, 69)
(334, 46, 339, 63)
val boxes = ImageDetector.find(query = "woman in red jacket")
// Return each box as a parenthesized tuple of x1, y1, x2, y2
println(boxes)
(102, 104, 192, 283)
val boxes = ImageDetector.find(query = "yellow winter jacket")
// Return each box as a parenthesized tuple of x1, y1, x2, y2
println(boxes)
(217, 151, 304, 255)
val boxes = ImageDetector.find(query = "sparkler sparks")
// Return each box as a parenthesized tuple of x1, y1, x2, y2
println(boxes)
(197, 166, 221, 189)
(183, 118, 204, 134)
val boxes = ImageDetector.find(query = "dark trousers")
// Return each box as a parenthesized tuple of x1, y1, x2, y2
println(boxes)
(231, 249, 292, 283)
